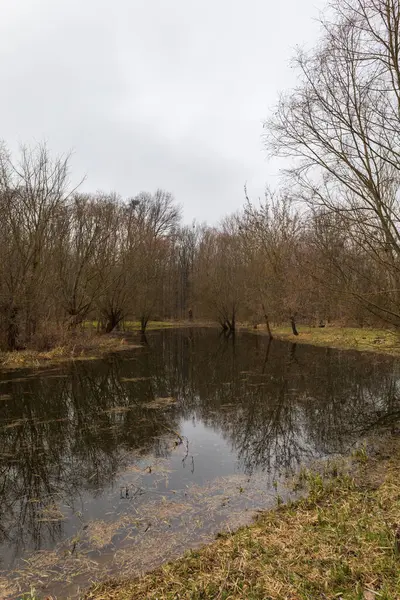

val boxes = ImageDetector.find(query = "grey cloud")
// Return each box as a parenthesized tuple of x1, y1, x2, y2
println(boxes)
(0, 0, 326, 222)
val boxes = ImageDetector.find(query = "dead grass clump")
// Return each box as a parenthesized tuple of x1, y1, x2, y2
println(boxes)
(86, 517, 132, 550)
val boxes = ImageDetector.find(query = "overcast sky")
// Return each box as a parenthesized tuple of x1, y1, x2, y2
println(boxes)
(0, 0, 326, 223)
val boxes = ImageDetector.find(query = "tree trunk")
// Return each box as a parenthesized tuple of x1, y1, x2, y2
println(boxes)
(219, 319, 229, 332)
(140, 315, 149, 333)
(262, 304, 273, 340)
(290, 315, 299, 336)
(67, 310, 84, 330)
(7, 307, 19, 351)
(104, 309, 123, 333)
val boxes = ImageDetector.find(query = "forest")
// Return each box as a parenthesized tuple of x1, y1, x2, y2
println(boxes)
(1, 0, 400, 351)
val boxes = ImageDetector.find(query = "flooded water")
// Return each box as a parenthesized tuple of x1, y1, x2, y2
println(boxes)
(1, 328, 400, 598)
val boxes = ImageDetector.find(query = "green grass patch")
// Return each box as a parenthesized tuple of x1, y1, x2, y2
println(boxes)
(84, 320, 192, 332)
(124, 321, 179, 331)
(249, 324, 400, 356)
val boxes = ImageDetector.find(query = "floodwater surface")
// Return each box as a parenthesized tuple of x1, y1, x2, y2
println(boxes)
(0, 328, 400, 598)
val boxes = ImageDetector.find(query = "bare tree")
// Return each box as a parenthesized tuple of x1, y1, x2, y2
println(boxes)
(265, 0, 400, 326)
(128, 190, 181, 332)
(194, 219, 245, 333)
(0, 143, 75, 348)
(240, 189, 302, 334)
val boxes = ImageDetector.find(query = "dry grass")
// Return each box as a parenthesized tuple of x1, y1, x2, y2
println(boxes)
(248, 324, 400, 357)
(0, 335, 139, 370)
(86, 440, 400, 600)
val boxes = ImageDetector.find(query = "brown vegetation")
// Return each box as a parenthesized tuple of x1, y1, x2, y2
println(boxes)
(249, 324, 400, 356)
(0, 333, 136, 370)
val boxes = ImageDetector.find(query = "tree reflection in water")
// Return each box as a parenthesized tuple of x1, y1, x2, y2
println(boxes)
(0, 328, 399, 574)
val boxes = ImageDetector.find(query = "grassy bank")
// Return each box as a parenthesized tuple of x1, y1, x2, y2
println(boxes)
(125, 320, 211, 331)
(125, 320, 400, 357)
(86, 439, 400, 600)
(0, 335, 139, 370)
(4, 323, 399, 371)
(87, 320, 214, 331)
(249, 325, 400, 357)
(84, 320, 183, 332)
(0, 320, 207, 371)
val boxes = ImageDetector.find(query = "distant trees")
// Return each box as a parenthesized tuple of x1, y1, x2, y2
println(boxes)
(194, 220, 245, 332)
(0, 143, 184, 350)
(0, 141, 391, 353)
(239, 190, 301, 333)
(54, 192, 118, 330)
(127, 190, 181, 332)
(174, 223, 201, 320)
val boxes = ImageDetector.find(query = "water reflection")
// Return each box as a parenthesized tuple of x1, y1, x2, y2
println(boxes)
(0, 356, 179, 567)
(0, 328, 399, 592)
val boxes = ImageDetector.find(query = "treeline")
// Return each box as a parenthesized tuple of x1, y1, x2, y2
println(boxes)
(0, 143, 389, 351)
(0, 143, 184, 350)
(1, 0, 400, 351)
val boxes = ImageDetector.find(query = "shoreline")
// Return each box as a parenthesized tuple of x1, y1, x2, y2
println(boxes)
(0, 335, 140, 371)
(0, 321, 215, 371)
(7, 324, 400, 599)
(246, 324, 400, 357)
(85, 434, 400, 599)
(2, 323, 400, 371)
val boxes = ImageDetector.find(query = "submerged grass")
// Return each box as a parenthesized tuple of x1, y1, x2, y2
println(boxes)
(86, 438, 400, 600)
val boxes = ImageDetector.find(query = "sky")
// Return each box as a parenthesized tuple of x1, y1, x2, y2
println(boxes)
(0, 0, 326, 223)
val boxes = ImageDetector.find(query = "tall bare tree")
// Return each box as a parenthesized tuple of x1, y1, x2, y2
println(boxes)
(265, 0, 400, 326)
(0, 143, 74, 348)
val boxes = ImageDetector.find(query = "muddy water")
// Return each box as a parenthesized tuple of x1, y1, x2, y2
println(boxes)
(0, 328, 399, 598)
